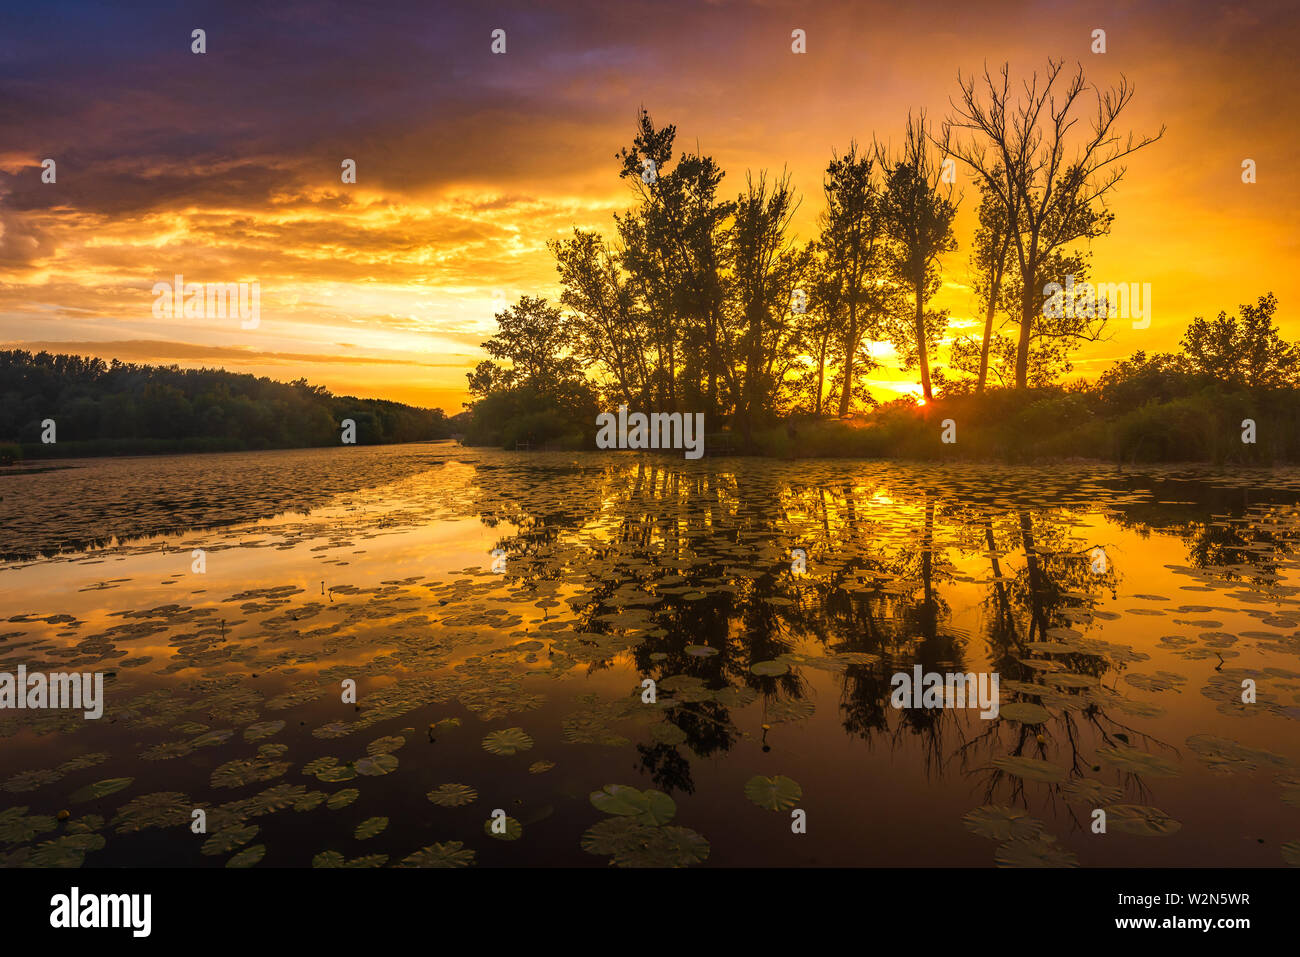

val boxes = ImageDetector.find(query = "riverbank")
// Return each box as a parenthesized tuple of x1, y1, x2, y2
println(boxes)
(464, 387, 1300, 465)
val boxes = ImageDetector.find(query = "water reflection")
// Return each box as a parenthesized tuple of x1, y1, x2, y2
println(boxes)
(2, 447, 1300, 866)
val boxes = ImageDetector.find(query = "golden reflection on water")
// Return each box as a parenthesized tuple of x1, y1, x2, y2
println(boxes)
(2, 444, 1299, 867)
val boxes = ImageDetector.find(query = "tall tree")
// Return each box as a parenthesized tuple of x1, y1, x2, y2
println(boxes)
(550, 229, 651, 407)
(968, 173, 1015, 392)
(617, 109, 733, 418)
(942, 60, 1163, 388)
(816, 142, 888, 416)
(726, 170, 808, 435)
(877, 114, 957, 402)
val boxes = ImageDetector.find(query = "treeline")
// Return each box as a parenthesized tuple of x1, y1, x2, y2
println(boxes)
(0, 351, 454, 460)
(461, 59, 1187, 450)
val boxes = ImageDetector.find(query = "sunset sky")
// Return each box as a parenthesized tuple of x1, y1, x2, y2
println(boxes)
(1, 0, 1297, 412)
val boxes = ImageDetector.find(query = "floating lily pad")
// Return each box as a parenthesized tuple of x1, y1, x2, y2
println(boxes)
(325, 788, 360, 810)
(0, 807, 57, 844)
(750, 660, 789, 676)
(1097, 744, 1181, 778)
(427, 784, 478, 807)
(243, 720, 285, 741)
(579, 817, 709, 867)
(225, 844, 266, 868)
(999, 702, 1050, 725)
(481, 728, 534, 756)
(743, 774, 802, 811)
(112, 792, 191, 834)
(990, 756, 1067, 783)
(201, 824, 258, 855)
(484, 815, 523, 840)
(994, 834, 1079, 868)
(69, 778, 133, 803)
(962, 805, 1044, 842)
(210, 757, 290, 789)
(649, 722, 687, 746)
(1105, 804, 1182, 837)
(302, 757, 339, 777)
(1186, 734, 1291, 774)
(316, 763, 358, 782)
(398, 841, 476, 868)
(354, 816, 388, 840)
(590, 785, 676, 825)
(1060, 778, 1123, 807)
(528, 761, 556, 774)
(767, 697, 815, 723)
(353, 753, 398, 776)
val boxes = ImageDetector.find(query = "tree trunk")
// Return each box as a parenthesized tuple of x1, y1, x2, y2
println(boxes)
(977, 296, 995, 393)
(1016, 280, 1034, 389)
(814, 332, 827, 416)
(914, 287, 933, 401)
(837, 314, 857, 417)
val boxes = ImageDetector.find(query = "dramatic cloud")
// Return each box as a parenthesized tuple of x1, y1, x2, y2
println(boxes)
(1, 0, 1296, 409)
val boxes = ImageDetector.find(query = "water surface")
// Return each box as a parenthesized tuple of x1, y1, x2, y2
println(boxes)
(3, 442, 1299, 867)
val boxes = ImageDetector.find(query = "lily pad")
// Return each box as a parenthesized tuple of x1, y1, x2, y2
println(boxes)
(743, 774, 802, 811)
(398, 841, 476, 868)
(69, 778, 133, 803)
(481, 728, 534, 756)
(484, 815, 523, 840)
(354, 816, 388, 840)
(590, 784, 676, 825)
(1105, 804, 1182, 837)
(427, 784, 478, 807)
(1097, 744, 1181, 778)
(201, 824, 258, 855)
(962, 805, 1044, 842)
(353, 753, 398, 776)
(994, 835, 1079, 868)
(225, 844, 266, 868)
(999, 702, 1051, 725)
(990, 756, 1067, 783)
(325, 788, 360, 810)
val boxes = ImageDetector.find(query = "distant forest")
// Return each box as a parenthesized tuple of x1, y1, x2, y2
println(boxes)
(0, 351, 454, 460)
(461, 61, 1300, 462)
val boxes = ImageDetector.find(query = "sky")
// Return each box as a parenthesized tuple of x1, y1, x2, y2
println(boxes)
(1, 0, 1296, 412)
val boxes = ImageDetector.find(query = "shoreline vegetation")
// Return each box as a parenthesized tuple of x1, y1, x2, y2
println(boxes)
(3, 343, 1299, 467)
(455, 66, 1300, 466)
(0, 350, 453, 464)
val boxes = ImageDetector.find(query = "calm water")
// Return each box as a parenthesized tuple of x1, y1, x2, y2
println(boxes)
(3, 441, 1300, 867)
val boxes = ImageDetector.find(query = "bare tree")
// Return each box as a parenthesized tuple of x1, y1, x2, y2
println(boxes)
(941, 60, 1164, 388)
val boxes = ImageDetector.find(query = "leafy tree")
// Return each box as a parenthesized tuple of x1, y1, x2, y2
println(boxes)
(1181, 293, 1295, 389)
(816, 143, 892, 414)
(877, 113, 957, 402)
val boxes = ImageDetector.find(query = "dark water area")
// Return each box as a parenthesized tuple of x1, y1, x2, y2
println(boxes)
(2, 442, 1300, 867)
